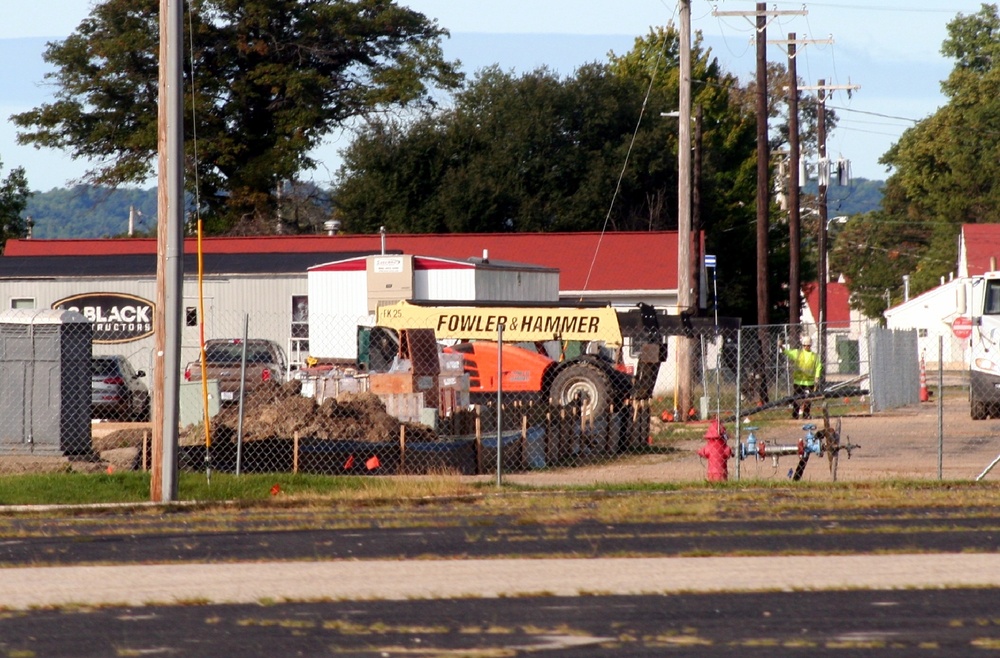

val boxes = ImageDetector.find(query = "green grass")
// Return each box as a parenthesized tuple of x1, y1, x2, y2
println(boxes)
(0, 471, 154, 506)
(0, 471, 492, 507)
(1, 470, 999, 516)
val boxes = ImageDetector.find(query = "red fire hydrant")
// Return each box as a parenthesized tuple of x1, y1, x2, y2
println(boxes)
(697, 419, 733, 482)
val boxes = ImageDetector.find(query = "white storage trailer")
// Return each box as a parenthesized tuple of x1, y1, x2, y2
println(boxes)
(306, 254, 559, 362)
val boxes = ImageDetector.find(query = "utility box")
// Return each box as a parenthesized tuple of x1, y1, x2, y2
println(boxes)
(0, 309, 93, 456)
(179, 380, 221, 429)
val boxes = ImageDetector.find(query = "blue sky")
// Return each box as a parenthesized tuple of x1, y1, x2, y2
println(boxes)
(0, 0, 984, 191)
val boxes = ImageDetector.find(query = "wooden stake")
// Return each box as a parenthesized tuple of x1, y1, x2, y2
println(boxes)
(521, 412, 528, 469)
(293, 432, 300, 474)
(399, 424, 406, 473)
(142, 431, 149, 472)
(475, 405, 482, 474)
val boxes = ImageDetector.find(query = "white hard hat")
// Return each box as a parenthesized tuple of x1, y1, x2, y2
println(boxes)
(801, 335, 813, 347)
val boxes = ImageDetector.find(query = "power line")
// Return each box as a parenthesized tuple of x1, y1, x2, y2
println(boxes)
(827, 104, 921, 124)
(780, 2, 969, 14)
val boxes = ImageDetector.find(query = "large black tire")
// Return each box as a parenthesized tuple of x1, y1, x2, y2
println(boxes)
(971, 388, 988, 420)
(549, 363, 611, 418)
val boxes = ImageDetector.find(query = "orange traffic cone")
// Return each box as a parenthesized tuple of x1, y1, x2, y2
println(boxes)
(919, 355, 929, 402)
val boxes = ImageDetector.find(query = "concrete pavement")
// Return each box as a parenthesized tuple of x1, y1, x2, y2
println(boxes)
(2, 554, 999, 609)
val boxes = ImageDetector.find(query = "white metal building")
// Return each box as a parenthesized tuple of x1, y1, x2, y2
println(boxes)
(884, 278, 970, 369)
(0, 232, 682, 394)
(0, 247, 558, 377)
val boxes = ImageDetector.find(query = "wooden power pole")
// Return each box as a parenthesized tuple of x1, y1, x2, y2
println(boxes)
(675, 0, 693, 419)
(786, 35, 801, 331)
(713, 5, 806, 331)
(767, 33, 833, 331)
(799, 78, 859, 373)
(153, 0, 185, 502)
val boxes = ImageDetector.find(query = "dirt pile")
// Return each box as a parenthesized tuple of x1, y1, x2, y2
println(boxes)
(182, 380, 437, 445)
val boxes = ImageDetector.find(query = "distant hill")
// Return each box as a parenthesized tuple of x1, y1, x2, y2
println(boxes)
(26, 186, 159, 239)
(802, 177, 884, 218)
(23, 179, 885, 239)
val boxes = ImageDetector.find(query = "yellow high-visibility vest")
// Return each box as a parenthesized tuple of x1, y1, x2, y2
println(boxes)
(784, 347, 821, 386)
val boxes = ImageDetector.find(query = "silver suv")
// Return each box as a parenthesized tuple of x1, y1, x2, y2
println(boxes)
(92, 355, 150, 421)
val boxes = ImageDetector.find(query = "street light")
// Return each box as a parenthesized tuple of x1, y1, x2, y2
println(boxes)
(825, 216, 848, 283)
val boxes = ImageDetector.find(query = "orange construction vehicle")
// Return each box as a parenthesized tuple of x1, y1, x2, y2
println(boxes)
(358, 300, 674, 417)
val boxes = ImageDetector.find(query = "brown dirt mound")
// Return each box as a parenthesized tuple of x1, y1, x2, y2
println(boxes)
(93, 428, 150, 453)
(180, 380, 437, 444)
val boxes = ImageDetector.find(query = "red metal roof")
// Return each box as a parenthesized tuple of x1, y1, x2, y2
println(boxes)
(802, 281, 851, 326)
(961, 224, 1000, 275)
(309, 255, 487, 272)
(4, 232, 678, 291)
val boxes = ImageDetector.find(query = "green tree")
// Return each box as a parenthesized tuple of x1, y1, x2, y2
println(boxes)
(335, 26, 763, 320)
(336, 62, 655, 234)
(0, 159, 31, 252)
(12, 0, 461, 233)
(858, 4, 1000, 315)
(829, 208, 930, 318)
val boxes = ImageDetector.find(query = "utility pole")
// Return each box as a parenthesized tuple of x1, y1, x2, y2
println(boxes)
(675, 0, 693, 420)
(754, 2, 768, 330)
(712, 4, 806, 410)
(787, 35, 801, 331)
(153, 0, 184, 502)
(799, 78, 859, 381)
(766, 34, 833, 332)
(713, 5, 805, 332)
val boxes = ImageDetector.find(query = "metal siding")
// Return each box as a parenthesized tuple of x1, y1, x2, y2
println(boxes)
(0, 264, 556, 375)
(419, 269, 476, 300)
(0, 274, 305, 381)
(307, 269, 370, 361)
(474, 270, 558, 301)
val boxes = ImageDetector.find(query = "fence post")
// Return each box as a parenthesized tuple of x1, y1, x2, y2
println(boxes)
(938, 335, 944, 480)
(292, 432, 299, 474)
(735, 328, 743, 481)
(496, 322, 504, 486)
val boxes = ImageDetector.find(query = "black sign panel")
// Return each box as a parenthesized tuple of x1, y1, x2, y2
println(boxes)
(52, 293, 155, 344)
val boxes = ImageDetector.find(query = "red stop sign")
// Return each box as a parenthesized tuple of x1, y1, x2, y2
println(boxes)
(953, 316, 973, 339)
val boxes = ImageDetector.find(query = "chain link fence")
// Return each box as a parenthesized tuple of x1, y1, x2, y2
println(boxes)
(2, 306, 995, 488)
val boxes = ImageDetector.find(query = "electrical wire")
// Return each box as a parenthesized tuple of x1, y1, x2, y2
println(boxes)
(580, 6, 676, 294)
(186, 1, 212, 470)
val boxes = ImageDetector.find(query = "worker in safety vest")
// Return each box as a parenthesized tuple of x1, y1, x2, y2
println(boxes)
(780, 335, 822, 419)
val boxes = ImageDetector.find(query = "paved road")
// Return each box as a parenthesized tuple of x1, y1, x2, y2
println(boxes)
(1, 557, 1000, 656)
(1, 512, 998, 564)
(0, 501, 999, 655)
(0, 589, 995, 657)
